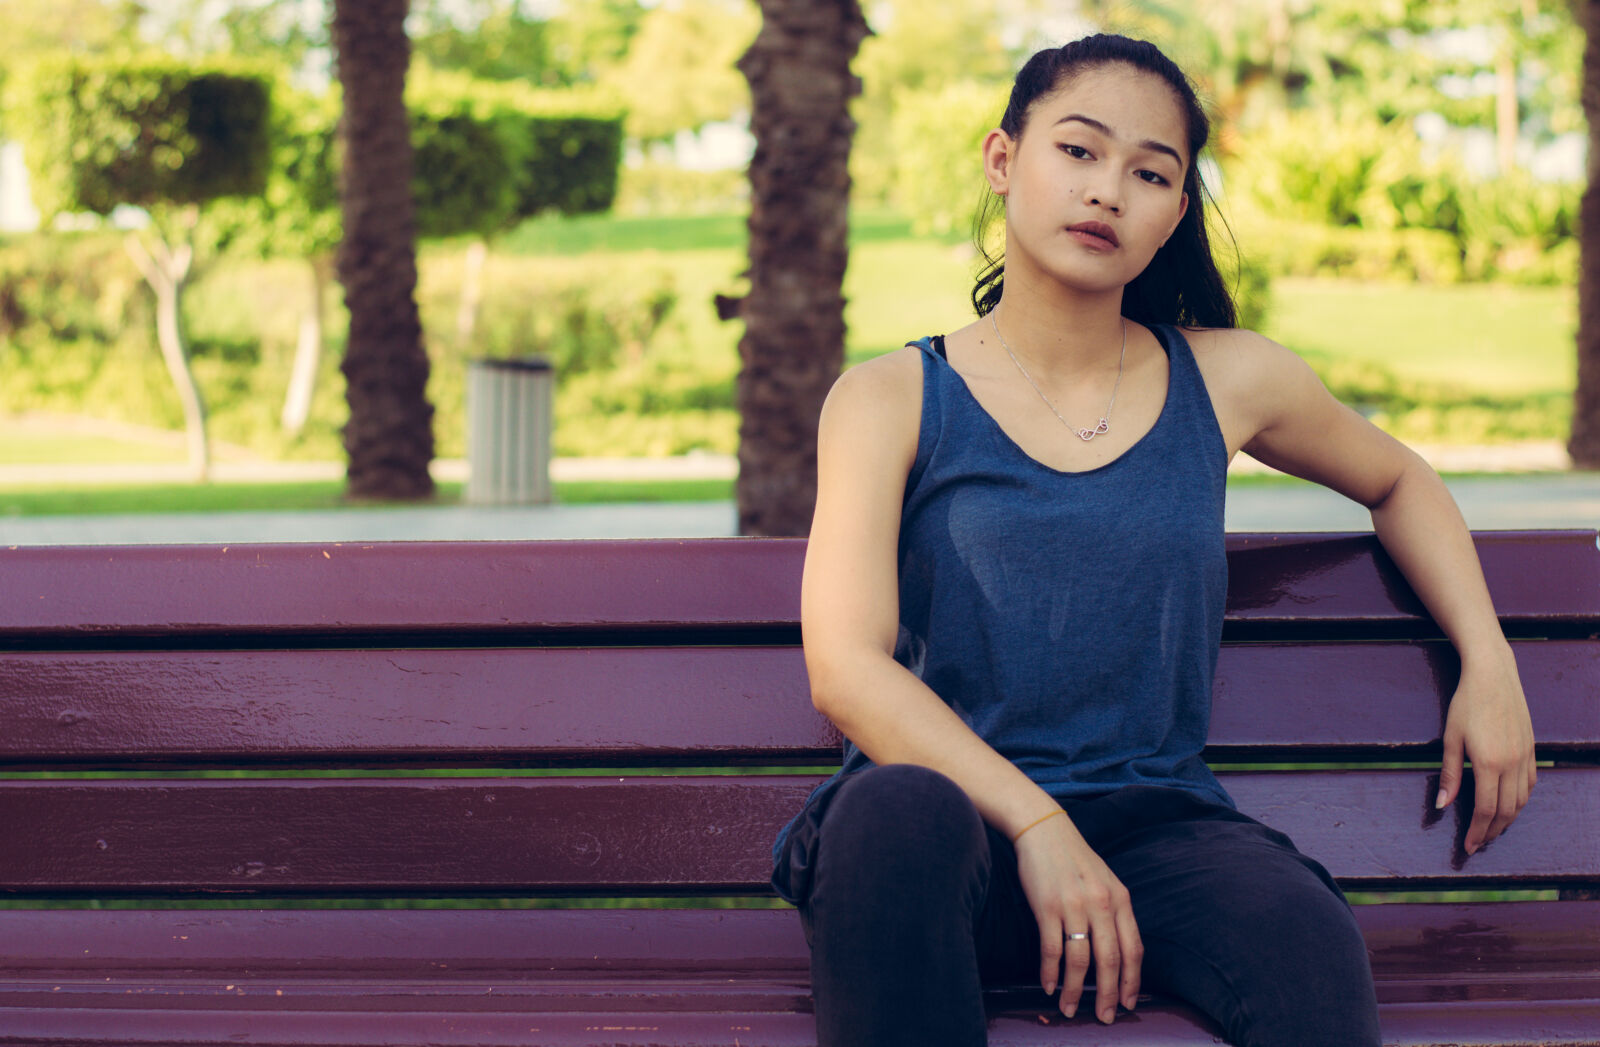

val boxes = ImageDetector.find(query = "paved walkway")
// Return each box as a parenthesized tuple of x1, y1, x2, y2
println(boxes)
(1, 473, 1594, 545)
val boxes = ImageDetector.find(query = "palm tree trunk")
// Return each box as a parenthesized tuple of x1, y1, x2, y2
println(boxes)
(331, 0, 435, 500)
(1572, 0, 1600, 468)
(733, 0, 870, 536)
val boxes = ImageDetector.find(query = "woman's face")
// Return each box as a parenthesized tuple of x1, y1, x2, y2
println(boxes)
(984, 63, 1190, 297)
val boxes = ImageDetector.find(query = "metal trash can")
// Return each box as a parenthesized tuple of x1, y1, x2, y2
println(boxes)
(466, 357, 554, 505)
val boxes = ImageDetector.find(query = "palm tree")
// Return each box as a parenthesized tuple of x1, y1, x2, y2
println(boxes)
(330, 0, 436, 500)
(731, 0, 870, 535)
(1572, 0, 1600, 468)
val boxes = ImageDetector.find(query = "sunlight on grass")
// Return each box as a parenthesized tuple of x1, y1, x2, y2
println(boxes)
(0, 431, 185, 465)
(1263, 279, 1575, 394)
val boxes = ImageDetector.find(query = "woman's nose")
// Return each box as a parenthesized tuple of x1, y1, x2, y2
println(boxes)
(1086, 187, 1122, 214)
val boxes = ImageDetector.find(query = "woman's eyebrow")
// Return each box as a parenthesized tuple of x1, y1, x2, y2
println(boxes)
(1053, 113, 1183, 167)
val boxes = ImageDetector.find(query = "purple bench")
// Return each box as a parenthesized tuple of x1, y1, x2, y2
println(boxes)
(1, 533, 1597, 1046)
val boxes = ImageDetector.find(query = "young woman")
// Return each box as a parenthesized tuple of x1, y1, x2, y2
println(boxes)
(767, 33, 1537, 1047)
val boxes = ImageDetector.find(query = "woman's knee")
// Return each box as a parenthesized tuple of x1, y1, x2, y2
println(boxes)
(812, 763, 989, 899)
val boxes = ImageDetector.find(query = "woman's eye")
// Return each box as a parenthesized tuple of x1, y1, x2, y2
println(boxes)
(1137, 170, 1170, 186)
(1059, 143, 1090, 159)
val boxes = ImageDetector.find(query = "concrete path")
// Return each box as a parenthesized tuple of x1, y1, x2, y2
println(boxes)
(1, 473, 1594, 546)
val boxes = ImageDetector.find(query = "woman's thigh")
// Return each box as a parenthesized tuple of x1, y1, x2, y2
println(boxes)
(1108, 812, 1380, 1047)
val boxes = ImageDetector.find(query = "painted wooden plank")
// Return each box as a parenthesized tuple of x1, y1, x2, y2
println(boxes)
(0, 539, 809, 642)
(2, 1001, 1593, 1047)
(0, 771, 1592, 894)
(2, 904, 1594, 984)
(1225, 530, 1600, 628)
(4, 533, 1594, 642)
(0, 905, 1594, 1046)
(1, 639, 1593, 767)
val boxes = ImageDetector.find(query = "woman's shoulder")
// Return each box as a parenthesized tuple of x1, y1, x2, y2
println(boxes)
(1177, 325, 1311, 393)
(814, 345, 927, 503)
(1178, 324, 1340, 448)
(822, 343, 927, 422)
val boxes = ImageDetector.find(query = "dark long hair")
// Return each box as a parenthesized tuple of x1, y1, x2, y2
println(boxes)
(971, 34, 1237, 328)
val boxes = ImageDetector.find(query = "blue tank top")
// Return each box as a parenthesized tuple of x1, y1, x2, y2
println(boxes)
(772, 322, 1233, 878)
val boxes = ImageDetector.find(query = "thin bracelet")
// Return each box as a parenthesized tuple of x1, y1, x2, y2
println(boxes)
(1011, 809, 1066, 844)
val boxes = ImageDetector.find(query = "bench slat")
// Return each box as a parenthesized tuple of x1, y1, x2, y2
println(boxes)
(2, 904, 1594, 984)
(1225, 531, 1600, 630)
(5, 1002, 1596, 1047)
(0, 905, 1595, 1046)
(4, 533, 1595, 642)
(0, 771, 1592, 894)
(2, 640, 1594, 767)
(0, 1008, 1222, 1047)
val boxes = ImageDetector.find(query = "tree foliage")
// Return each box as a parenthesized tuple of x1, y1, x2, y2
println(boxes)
(602, 0, 758, 142)
(7, 55, 272, 220)
(208, 81, 342, 260)
(409, 0, 645, 86)
(406, 67, 624, 239)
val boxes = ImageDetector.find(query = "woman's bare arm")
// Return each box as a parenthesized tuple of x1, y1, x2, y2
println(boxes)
(804, 347, 1143, 1022)
(803, 348, 1058, 839)
(1207, 329, 1536, 855)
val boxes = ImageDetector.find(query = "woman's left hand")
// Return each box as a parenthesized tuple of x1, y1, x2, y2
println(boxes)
(1436, 643, 1536, 854)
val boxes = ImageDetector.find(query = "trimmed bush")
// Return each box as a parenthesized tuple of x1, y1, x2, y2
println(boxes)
(412, 106, 522, 239)
(407, 67, 624, 231)
(208, 83, 341, 260)
(5, 55, 272, 220)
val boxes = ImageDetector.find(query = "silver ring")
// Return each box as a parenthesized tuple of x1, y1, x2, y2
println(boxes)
(1066, 932, 1089, 941)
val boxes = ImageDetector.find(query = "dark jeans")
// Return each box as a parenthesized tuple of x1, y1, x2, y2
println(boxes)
(780, 763, 1382, 1047)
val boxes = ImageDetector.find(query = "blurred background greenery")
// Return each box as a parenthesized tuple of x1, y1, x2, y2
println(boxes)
(0, 0, 1581, 471)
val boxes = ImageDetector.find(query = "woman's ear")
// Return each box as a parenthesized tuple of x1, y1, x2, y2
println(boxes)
(982, 129, 1013, 196)
(1164, 191, 1189, 245)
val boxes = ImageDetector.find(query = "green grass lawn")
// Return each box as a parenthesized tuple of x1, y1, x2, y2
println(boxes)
(1262, 278, 1576, 393)
(496, 208, 951, 256)
(0, 478, 736, 517)
(0, 431, 186, 465)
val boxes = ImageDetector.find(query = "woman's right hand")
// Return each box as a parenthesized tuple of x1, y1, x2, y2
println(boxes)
(1012, 810, 1142, 1023)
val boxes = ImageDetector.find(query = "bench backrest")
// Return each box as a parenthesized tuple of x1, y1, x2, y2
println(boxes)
(1, 533, 1596, 899)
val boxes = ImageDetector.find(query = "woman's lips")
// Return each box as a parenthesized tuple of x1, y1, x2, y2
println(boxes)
(1066, 222, 1119, 248)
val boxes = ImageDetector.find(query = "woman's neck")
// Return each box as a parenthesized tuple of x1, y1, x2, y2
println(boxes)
(989, 266, 1127, 382)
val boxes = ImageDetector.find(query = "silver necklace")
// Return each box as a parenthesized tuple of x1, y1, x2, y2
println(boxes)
(988, 311, 1127, 442)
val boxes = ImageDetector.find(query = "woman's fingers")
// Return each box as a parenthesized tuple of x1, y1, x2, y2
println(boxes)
(1038, 917, 1062, 996)
(1114, 902, 1143, 1012)
(1090, 908, 1122, 1023)
(1436, 726, 1465, 810)
(1489, 764, 1526, 843)
(1059, 913, 1092, 1018)
(1466, 769, 1498, 854)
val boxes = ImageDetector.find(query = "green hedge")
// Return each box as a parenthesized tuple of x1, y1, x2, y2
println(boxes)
(412, 107, 522, 239)
(208, 84, 342, 260)
(407, 67, 623, 237)
(511, 110, 623, 217)
(5, 55, 271, 219)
